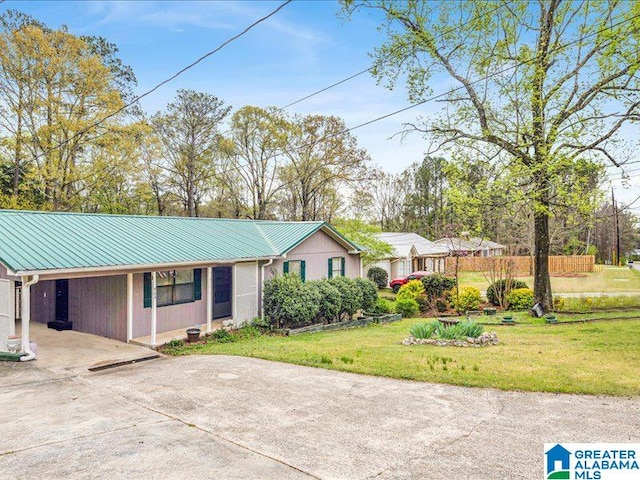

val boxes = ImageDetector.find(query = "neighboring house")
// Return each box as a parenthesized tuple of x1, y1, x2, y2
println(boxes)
(369, 232, 449, 283)
(0, 210, 361, 354)
(434, 237, 506, 257)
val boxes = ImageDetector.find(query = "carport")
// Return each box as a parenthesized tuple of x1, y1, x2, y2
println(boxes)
(16, 319, 159, 373)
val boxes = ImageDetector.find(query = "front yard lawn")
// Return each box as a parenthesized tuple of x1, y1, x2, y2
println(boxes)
(164, 316, 640, 397)
(458, 266, 640, 293)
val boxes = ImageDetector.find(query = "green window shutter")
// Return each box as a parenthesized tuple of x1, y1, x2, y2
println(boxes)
(194, 268, 202, 300)
(341, 257, 346, 277)
(328, 258, 333, 279)
(300, 260, 306, 282)
(143, 273, 151, 308)
(283, 261, 289, 274)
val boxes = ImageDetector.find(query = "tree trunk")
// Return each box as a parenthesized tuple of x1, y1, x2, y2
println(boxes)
(533, 207, 553, 311)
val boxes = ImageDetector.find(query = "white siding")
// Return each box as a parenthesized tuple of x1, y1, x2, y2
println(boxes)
(0, 279, 15, 349)
(233, 261, 259, 327)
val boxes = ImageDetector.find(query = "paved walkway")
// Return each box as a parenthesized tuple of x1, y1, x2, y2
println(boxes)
(1, 355, 638, 479)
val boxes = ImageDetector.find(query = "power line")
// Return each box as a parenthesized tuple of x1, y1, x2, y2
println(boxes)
(32, 0, 292, 163)
(78, 5, 640, 196)
(13, 3, 640, 203)
(249, 8, 640, 167)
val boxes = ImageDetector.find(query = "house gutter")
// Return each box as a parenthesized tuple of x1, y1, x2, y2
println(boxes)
(20, 274, 39, 362)
(13, 256, 282, 279)
(260, 258, 275, 319)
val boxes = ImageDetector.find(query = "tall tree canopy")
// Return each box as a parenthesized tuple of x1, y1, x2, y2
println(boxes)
(280, 114, 370, 221)
(0, 10, 137, 210)
(151, 89, 231, 217)
(344, 0, 640, 309)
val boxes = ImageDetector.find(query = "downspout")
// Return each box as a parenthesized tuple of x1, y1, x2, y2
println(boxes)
(20, 274, 39, 362)
(260, 258, 275, 319)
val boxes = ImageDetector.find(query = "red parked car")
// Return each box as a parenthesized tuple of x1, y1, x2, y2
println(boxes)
(389, 271, 431, 293)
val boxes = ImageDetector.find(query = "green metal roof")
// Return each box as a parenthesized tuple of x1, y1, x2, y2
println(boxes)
(0, 210, 360, 274)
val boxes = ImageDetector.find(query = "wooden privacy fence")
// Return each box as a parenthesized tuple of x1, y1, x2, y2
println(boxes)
(445, 255, 595, 275)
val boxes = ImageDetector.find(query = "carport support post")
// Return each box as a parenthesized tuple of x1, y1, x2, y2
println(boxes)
(126, 273, 133, 343)
(21, 276, 31, 354)
(151, 271, 157, 347)
(206, 267, 212, 333)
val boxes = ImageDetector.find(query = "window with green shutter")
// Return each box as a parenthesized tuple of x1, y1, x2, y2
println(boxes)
(329, 256, 344, 278)
(284, 260, 305, 281)
(143, 268, 201, 308)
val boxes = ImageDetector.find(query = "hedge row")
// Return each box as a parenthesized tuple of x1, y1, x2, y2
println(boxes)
(263, 274, 378, 329)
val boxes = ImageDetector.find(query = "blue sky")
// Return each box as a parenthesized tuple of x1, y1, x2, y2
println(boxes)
(6, 0, 434, 174)
(3, 0, 638, 208)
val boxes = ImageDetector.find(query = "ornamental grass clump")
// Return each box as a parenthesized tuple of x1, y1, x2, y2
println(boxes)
(436, 321, 484, 340)
(408, 320, 484, 341)
(409, 320, 440, 339)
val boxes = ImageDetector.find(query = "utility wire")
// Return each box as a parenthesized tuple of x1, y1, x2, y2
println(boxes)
(74, 5, 640, 195)
(214, 7, 640, 178)
(32, 0, 292, 163)
(19, 4, 640, 201)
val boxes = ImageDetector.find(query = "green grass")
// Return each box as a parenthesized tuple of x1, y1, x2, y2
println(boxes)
(458, 266, 640, 293)
(554, 294, 640, 312)
(473, 309, 640, 325)
(164, 316, 640, 396)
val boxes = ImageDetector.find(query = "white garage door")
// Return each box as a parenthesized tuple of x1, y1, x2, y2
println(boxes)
(0, 279, 15, 346)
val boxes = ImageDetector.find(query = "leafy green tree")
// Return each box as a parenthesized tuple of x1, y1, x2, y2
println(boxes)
(280, 114, 370, 221)
(403, 156, 450, 238)
(333, 218, 393, 266)
(344, 1, 640, 309)
(225, 105, 288, 220)
(151, 90, 231, 217)
(0, 10, 137, 210)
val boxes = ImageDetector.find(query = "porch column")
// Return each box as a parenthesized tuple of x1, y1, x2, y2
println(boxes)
(206, 267, 212, 333)
(126, 273, 133, 342)
(151, 271, 157, 347)
(20, 276, 32, 355)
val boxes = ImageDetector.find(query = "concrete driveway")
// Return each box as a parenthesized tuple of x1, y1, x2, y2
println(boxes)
(1, 356, 638, 479)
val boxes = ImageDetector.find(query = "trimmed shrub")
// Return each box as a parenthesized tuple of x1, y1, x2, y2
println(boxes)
(329, 276, 364, 319)
(371, 297, 394, 314)
(354, 277, 379, 311)
(367, 266, 388, 289)
(505, 287, 534, 310)
(395, 298, 420, 318)
(421, 274, 456, 300)
(306, 280, 342, 322)
(449, 285, 482, 312)
(263, 274, 321, 329)
(397, 279, 428, 311)
(486, 279, 529, 306)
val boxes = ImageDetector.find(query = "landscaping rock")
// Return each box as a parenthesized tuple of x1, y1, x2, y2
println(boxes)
(402, 331, 499, 347)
